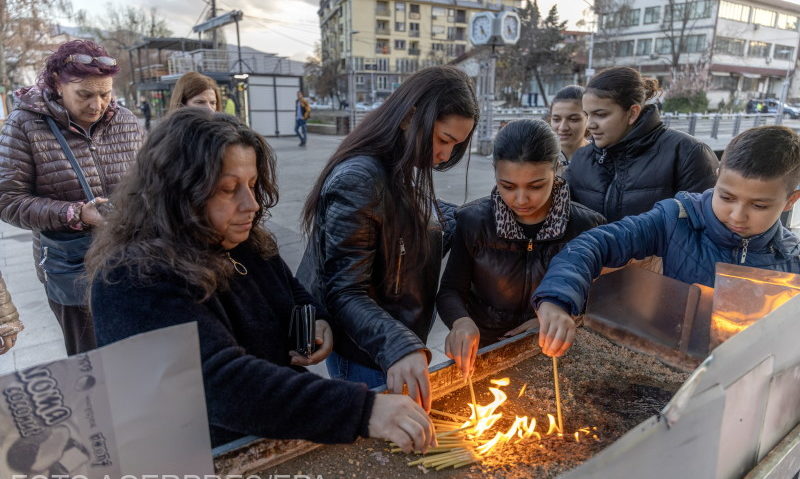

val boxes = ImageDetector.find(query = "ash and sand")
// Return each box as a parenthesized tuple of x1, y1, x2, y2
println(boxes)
(261, 328, 690, 479)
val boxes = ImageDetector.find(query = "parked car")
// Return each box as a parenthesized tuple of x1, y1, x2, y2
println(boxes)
(746, 99, 800, 118)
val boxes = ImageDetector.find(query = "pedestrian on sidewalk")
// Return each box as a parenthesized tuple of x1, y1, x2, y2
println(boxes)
(89, 108, 436, 452)
(0, 271, 23, 355)
(295, 90, 310, 147)
(0, 39, 143, 355)
(169, 71, 222, 113)
(297, 66, 479, 411)
(139, 97, 152, 131)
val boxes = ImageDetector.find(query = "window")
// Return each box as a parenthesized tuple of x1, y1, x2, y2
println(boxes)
(376, 1, 389, 16)
(644, 6, 660, 24)
(455, 9, 467, 23)
(683, 34, 706, 53)
(395, 2, 405, 11)
(409, 3, 420, 19)
(777, 13, 798, 30)
(752, 7, 776, 27)
(655, 37, 673, 54)
(395, 22, 405, 31)
(447, 26, 465, 40)
(376, 39, 390, 54)
(602, 8, 640, 28)
(741, 77, 758, 91)
(377, 76, 387, 90)
(715, 36, 745, 56)
(432, 43, 446, 51)
(409, 22, 420, 37)
(711, 75, 738, 90)
(394, 39, 406, 50)
(616, 40, 635, 56)
(636, 38, 652, 56)
(665, 1, 711, 22)
(748, 41, 771, 58)
(775, 45, 795, 60)
(376, 20, 389, 34)
(409, 41, 420, 54)
(376, 58, 389, 71)
(396, 58, 418, 72)
(719, 1, 749, 22)
(356, 75, 364, 85)
(432, 25, 445, 36)
(432, 6, 446, 18)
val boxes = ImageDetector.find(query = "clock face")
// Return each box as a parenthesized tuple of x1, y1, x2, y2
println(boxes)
(500, 13, 520, 44)
(470, 13, 493, 45)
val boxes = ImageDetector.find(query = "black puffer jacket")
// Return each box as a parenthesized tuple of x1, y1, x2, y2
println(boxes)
(297, 155, 456, 372)
(566, 105, 718, 222)
(436, 178, 605, 345)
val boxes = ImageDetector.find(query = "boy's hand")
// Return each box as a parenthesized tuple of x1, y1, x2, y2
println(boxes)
(535, 301, 576, 357)
(445, 317, 480, 379)
(368, 394, 437, 453)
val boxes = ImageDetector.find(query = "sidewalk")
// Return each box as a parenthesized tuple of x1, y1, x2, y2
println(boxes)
(0, 133, 497, 376)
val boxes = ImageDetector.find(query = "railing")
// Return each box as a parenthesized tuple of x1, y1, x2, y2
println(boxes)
(375, 7, 390, 16)
(376, 27, 390, 35)
(163, 49, 303, 77)
(409, 30, 420, 37)
(408, 48, 421, 55)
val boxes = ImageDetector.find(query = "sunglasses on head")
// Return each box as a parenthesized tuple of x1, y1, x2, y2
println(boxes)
(65, 54, 118, 67)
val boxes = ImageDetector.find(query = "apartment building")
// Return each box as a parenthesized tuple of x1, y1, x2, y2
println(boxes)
(593, 0, 800, 109)
(318, 0, 518, 102)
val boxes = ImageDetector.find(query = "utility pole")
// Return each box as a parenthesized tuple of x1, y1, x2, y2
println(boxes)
(210, 0, 217, 48)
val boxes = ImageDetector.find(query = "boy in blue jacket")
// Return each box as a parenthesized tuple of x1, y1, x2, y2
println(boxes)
(532, 126, 800, 358)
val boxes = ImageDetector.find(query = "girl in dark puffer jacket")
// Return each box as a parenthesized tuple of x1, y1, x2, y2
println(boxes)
(566, 67, 718, 223)
(436, 120, 605, 377)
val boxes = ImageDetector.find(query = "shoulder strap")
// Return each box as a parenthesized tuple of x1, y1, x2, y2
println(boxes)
(44, 116, 95, 202)
(673, 198, 688, 219)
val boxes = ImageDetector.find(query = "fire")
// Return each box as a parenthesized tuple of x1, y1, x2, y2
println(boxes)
(462, 378, 596, 457)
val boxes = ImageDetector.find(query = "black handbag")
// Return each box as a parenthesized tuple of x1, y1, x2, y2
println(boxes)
(38, 116, 95, 306)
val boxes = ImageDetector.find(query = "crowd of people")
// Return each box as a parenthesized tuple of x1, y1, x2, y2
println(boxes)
(1, 39, 800, 452)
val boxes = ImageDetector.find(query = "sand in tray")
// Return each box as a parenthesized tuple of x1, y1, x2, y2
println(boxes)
(260, 328, 691, 479)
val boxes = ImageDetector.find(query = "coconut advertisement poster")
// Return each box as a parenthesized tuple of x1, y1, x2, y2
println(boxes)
(0, 323, 213, 477)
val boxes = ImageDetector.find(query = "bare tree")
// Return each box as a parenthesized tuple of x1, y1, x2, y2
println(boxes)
(305, 42, 341, 105)
(76, 4, 171, 106)
(592, 0, 635, 64)
(0, 0, 72, 95)
(659, 0, 712, 73)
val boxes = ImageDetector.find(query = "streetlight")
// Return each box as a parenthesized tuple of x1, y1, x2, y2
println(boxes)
(581, 0, 597, 81)
(348, 30, 360, 133)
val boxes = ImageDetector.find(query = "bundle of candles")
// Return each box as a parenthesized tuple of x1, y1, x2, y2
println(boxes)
(388, 373, 600, 470)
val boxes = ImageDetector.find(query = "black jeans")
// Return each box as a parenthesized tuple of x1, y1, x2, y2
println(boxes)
(48, 299, 96, 355)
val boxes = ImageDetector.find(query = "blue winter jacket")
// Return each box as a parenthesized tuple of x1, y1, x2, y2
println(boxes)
(532, 189, 800, 316)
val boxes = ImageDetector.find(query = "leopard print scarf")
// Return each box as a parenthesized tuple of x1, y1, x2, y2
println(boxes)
(492, 176, 571, 241)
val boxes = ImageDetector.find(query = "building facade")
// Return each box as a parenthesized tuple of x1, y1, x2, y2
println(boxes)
(318, 0, 518, 103)
(592, 0, 800, 110)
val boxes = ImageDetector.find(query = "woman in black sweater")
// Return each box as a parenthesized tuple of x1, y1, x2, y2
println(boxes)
(87, 109, 435, 452)
(437, 120, 605, 377)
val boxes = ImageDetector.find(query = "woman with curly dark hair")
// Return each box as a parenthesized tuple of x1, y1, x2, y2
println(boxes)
(0, 39, 142, 355)
(88, 108, 436, 452)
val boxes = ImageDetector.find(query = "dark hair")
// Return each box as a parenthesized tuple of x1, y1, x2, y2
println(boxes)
(86, 108, 279, 300)
(493, 119, 560, 169)
(169, 72, 222, 112)
(301, 65, 478, 272)
(721, 125, 800, 193)
(551, 85, 585, 108)
(37, 40, 120, 94)
(586, 67, 659, 110)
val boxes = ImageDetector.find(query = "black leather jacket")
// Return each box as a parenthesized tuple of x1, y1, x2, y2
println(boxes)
(297, 155, 456, 372)
(436, 178, 605, 345)
(566, 105, 718, 222)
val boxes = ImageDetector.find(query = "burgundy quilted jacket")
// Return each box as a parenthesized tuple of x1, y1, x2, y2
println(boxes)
(0, 86, 143, 282)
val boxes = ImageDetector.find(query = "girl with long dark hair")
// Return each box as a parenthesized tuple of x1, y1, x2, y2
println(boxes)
(88, 109, 436, 452)
(567, 67, 718, 222)
(549, 85, 589, 167)
(297, 66, 479, 410)
(437, 120, 604, 375)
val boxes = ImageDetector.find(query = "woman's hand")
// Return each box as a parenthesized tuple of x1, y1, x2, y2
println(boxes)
(501, 318, 540, 339)
(290, 319, 333, 366)
(80, 197, 111, 226)
(386, 350, 431, 412)
(368, 393, 437, 453)
(0, 333, 18, 355)
(445, 317, 480, 379)
(535, 301, 576, 357)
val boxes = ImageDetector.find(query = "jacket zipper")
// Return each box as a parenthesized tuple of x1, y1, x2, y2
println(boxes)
(87, 137, 110, 197)
(520, 239, 534, 311)
(394, 237, 406, 295)
(740, 238, 750, 263)
(39, 247, 49, 281)
(597, 148, 608, 164)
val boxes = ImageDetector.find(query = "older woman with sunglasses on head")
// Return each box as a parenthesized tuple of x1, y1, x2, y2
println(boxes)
(0, 39, 143, 355)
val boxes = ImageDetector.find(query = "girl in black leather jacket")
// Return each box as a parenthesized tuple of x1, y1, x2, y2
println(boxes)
(437, 120, 605, 377)
(297, 66, 479, 410)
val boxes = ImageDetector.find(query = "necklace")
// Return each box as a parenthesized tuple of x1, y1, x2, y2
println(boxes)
(226, 252, 248, 276)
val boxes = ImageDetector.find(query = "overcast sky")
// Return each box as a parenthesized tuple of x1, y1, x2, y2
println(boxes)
(63, 0, 592, 61)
